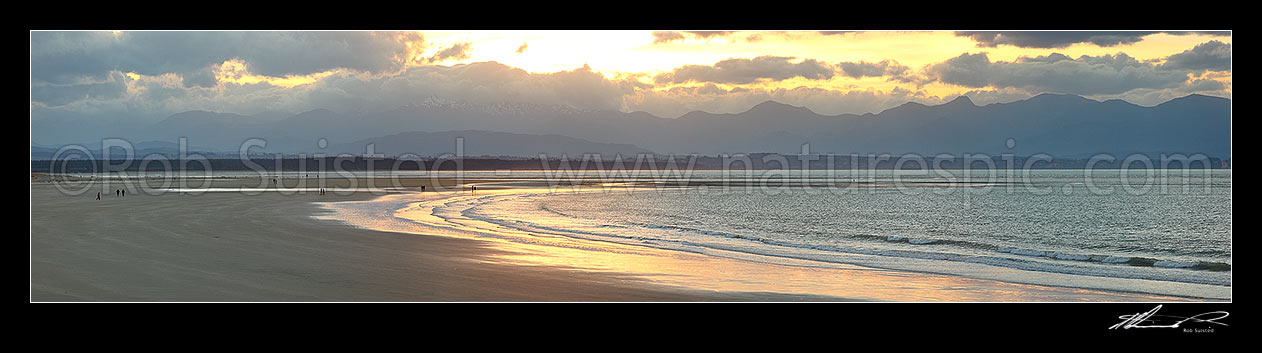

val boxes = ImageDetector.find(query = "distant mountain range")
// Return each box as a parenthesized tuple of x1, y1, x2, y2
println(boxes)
(330, 130, 650, 157)
(540, 94, 1230, 158)
(31, 93, 1231, 158)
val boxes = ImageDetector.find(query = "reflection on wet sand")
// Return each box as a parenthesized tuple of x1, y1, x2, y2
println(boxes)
(317, 180, 1194, 302)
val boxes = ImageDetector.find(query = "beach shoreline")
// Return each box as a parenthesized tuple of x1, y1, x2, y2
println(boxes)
(30, 178, 848, 301)
(31, 176, 1209, 302)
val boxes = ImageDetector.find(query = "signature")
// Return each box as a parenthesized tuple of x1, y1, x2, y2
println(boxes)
(1109, 305, 1229, 330)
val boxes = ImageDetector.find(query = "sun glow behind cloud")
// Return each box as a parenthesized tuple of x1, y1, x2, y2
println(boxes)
(98, 30, 1232, 101)
(30, 30, 1231, 124)
(412, 30, 1230, 104)
(415, 31, 1230, 75)
(212, 59, 334, 87)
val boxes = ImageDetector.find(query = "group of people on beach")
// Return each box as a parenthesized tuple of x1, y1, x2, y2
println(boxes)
(96, 188, 126, 200)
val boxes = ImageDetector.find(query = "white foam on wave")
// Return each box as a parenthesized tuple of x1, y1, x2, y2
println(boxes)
(1050, 253, 1092, 261)
(999, 247, 1047, 257)
(1154, 260, 1200, 268)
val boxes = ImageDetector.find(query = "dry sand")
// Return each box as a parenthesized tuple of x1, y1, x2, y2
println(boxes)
(29, 178, 838, 301)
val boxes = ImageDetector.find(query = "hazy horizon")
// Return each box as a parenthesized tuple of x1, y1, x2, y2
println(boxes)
(38, 90, 1231, 125)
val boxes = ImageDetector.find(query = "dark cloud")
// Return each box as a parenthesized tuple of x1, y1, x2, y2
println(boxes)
(956, 31, 1231, 49)
(654, 56, 836, 84)
(956, 31, 1158, 48)
(1016, 52, 1074, 64)
(925, 52, 993, 87)
(616, 76, 654, 91)
(29, 31, 422, 85)
(684, 31, 735, 39)
(651, 31, 686, 44)
(652, 31, 740, 44)
(1171, 31, 1232, 37)
(666, 83, 733, 95)
(310, 62, 634, 113)
(925, 52, 1193, 95)
(1186, 78, 1227, 91)
(838, 60, 910, 80)
(242, 32, 419, 77)
(32, 60, 642, 129)
(1162, 40, 1231, 72)
(30, 32, 133, 84)
(428, 42, 472, 63)
(181, 66, 219, 88)
(30, 71, 129, 107)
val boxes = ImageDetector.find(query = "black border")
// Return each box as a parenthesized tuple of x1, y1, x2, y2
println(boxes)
(28, 4, 1233, 341)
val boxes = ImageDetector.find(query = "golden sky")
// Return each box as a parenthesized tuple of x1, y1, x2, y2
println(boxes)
(34, 30, 1232, 120)
(415, 30, 1231, 98)
(419, 31, 1222, 72)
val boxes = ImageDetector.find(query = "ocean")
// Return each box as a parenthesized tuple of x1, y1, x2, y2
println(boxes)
(320, 169, 1232, 300)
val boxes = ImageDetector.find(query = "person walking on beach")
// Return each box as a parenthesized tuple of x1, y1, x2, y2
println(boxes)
(96, 192, 101, 200)
(116, 189, 120, 197)
(421, 185, 425, 192)
(121, 189, 125, 197)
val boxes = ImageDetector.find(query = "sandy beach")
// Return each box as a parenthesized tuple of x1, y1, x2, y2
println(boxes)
(30, 175, 1197, 302)
(30, 177, 843, 301)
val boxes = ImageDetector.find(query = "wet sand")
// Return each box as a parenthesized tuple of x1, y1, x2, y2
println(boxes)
(29, 178, 840, 301)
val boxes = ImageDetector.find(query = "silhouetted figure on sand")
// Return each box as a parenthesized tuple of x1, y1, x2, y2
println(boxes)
(96, 192, 101, 200)
(116, 189, 120, 197)
(421, 185, 425, 192)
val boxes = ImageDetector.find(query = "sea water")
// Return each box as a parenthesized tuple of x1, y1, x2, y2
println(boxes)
(444, 170, 1231, 299)
(319, 169, 1231, 299)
